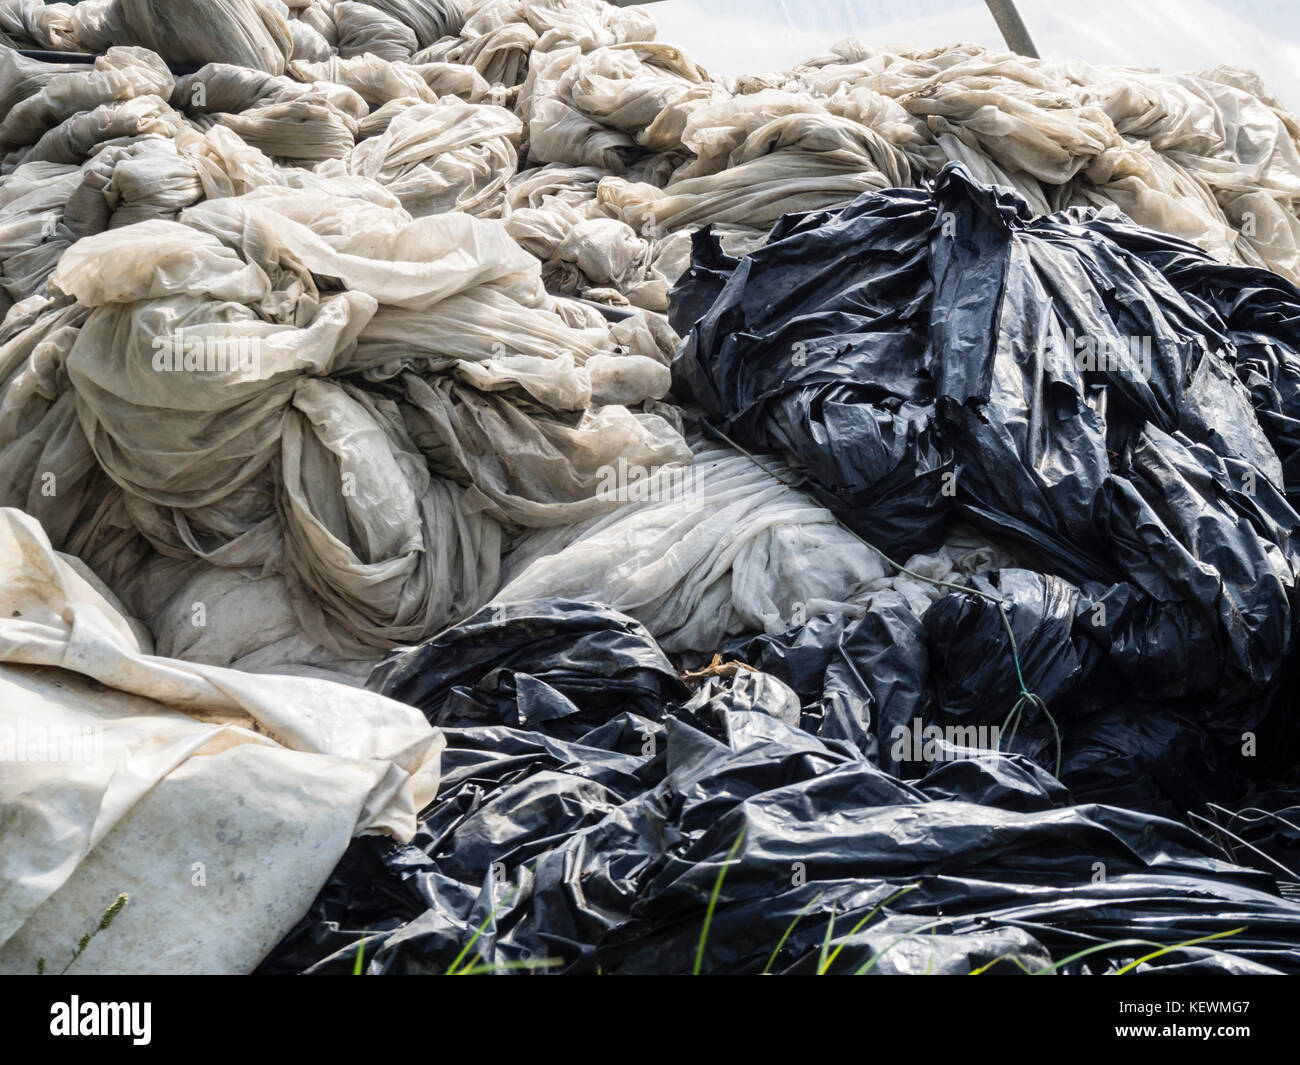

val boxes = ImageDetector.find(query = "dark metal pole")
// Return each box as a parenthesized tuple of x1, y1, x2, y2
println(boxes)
(984, 0, 1039, 58)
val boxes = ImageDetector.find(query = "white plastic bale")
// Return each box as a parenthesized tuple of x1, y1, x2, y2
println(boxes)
(209, 89, 359, 164)
(276, 376, 503, 648)
(496, 441, 1014, 652)
(494, 442, 887, 651)
(334, 0, 418, 62)
(113, 0, 294, 75)
(0, 47, 173, 158)
(289, 15, 332, 61)
(360, 0, 465, 50)
(347, 99, 521, 217)
(24, 174, 694, 648)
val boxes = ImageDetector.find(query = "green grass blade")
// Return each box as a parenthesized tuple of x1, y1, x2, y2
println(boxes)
(445, 880, 523, 976)
(452, 951, 483, 976)
(853, 918, 950, 975)
(1031, 939, 1162, 974)
(1027, 926, 1245, 975)
(967, 953, 1036, 975)
(1109, 927, 1245, 975)
(692, 824, 747, 975)
(821, 884, 918, 974)
(761, 891, 825, 975)
(815, 907, 838, 975)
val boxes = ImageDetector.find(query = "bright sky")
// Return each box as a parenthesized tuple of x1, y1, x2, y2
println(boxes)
(635, 0, 1300, 112)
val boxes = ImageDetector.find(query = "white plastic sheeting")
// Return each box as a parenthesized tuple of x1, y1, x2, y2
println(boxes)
(640, 0, 1300, 112)
(496, 440, 1016, 650)
(0, 507, 444, 974)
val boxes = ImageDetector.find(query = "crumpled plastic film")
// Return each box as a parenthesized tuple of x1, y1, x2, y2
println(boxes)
(0, 507, 444, 974)
(5, 0, 1300, 979)
(254, 598, 1300, 976)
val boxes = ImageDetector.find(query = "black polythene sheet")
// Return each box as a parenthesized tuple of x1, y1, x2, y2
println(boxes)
(259, 600, 1300, 976)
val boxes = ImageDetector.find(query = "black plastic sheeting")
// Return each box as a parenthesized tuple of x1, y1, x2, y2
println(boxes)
(673, 164, 1300, 806)
(259, 599, 1300, 975)
(260, 167, 1300, 974)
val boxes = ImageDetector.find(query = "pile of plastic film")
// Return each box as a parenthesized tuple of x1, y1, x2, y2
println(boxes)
(263, 166, 1300, 975)
(1, 0, 1299, 974)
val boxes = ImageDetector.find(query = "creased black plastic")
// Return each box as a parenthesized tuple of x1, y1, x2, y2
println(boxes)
(259, 600, 1300, 976)
(675, 163, 1300, 800)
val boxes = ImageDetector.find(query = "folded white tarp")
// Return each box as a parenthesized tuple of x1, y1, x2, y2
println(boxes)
(0, 507, 443, 974)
